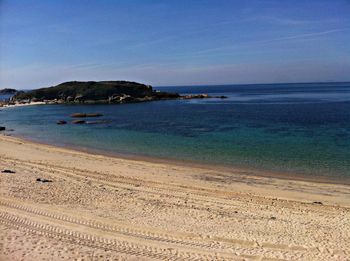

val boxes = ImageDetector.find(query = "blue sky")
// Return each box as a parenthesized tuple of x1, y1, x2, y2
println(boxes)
(1, 0, 350, 89)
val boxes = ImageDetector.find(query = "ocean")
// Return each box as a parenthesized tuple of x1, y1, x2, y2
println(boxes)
(1, 82, 350, 181)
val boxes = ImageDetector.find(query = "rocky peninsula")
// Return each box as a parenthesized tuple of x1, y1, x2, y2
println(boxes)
(8, 81, 226, 106)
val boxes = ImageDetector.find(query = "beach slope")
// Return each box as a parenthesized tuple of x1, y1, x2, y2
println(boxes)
(0, 135, 349, 260)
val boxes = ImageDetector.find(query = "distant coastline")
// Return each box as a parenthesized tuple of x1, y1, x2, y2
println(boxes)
(2, 80, 226, 108)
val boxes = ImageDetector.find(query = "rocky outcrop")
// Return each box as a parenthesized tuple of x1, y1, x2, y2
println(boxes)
(108, 94, 133, 103)
(181, 94, 228, 99)
(12, 81, 155, 103)
(182, 94, 209, 99)
(9, 81, 226, 106)
(72, 120, 86, 124)
(71, 113, 103, 118)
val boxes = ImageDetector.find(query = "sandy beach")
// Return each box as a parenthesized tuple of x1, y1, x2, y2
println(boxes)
(0, 134, 349, 260)
(0, 101, 47, 109)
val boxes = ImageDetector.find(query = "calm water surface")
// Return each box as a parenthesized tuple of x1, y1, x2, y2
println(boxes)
(1, 82, 350, 181)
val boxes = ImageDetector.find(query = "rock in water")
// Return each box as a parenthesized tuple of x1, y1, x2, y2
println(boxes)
(71, 113, 103, 118)
(56, 120, 67, 125)
(0, 126, 5, 131)
(86, 113, 103, 117)
(72, 120, 86, 124)
(71, 113, 87, 118)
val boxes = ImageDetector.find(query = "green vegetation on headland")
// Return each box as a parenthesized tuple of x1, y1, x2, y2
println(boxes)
(12, 81, 179, 104)
(7, 80, 227, 106)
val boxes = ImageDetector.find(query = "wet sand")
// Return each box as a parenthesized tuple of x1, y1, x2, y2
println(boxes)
(0, 134, 349, 260)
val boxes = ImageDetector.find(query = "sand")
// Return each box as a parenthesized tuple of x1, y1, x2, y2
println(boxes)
(0, 134, 349, 260)
(0, 101, 46, 109)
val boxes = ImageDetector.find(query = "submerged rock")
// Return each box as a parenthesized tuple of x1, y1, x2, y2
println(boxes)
(72, 120, 86, 124)
(56, 120, 67, 125)
(86, 120, 112, 124)
(86, 113, 103, 117)
(71, 113, 103, 118)
(71, 113, 87, 118)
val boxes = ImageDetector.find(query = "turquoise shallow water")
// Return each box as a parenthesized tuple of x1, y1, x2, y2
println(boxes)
(1, 82, 350, 181)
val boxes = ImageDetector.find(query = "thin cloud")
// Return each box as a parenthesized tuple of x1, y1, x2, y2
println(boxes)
(99, 16, 250, 51)
(251, 15, 347, 25)
(267, 28, 348, 41)
(185, 28, 349, 57)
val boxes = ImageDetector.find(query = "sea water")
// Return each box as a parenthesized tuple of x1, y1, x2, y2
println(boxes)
(1, 82, 350, 181)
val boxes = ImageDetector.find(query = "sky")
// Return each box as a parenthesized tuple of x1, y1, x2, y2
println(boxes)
(1, 0, 350, 89)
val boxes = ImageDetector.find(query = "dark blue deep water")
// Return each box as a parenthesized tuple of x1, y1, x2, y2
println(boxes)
(1, 82, 350, 181)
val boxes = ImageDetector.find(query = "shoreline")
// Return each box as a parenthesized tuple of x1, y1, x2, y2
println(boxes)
(1, 133, 350, 259)
(2, 133, 350, 206)
(8, 132, 350, 187)
(0, 101, 46, 109)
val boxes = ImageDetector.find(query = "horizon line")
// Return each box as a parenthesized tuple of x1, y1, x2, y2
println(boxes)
(3, 80, 350, 91)
(155, 80, 350, 88)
